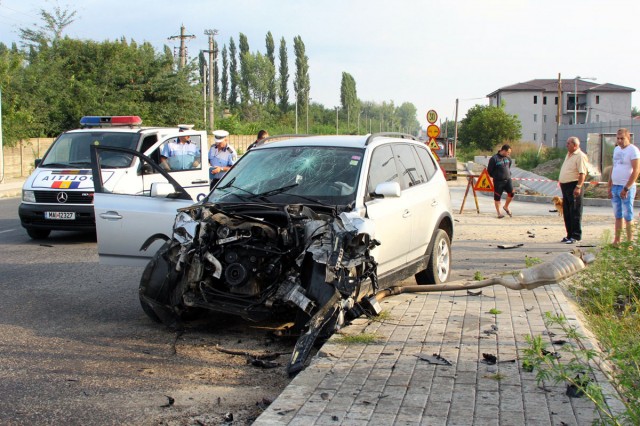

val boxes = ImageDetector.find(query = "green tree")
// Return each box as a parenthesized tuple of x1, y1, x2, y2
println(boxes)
(238, 33, 250, 105)
(278, 37, 289, 112)
(340, 72, 359, 130)
(245, 52, 274, 104)
(632, 106, 639, 117)
(396, 102, 419, 134)
(293, 36, 309, 122)
(458, 104, 522, 151)
(265, 31, 276, 105)
(228, 37, 238, 108)
(221, 45, 228, 105)
(18, 6, 77, 49)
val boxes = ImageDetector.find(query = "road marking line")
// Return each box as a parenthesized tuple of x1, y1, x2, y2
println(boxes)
(0, 229, 18, 234)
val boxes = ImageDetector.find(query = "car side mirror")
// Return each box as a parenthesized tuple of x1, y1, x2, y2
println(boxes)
(374, 181, 401, 198)
(35, 158, 42, 168)
(150, 182, 176, 197)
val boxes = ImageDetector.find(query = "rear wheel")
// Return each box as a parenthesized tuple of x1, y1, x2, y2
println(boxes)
(415, 229, 451, 284)
(26, 228, 51, 240)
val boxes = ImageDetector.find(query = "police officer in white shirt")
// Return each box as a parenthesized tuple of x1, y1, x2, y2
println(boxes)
(208, 130, 237, 189)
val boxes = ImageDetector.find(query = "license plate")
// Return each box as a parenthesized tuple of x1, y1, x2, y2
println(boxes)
(45, 211, 76, 220)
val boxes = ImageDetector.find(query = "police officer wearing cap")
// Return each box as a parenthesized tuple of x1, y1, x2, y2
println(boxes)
(208, 130, 237, 189)
(160, 124, 200, 170)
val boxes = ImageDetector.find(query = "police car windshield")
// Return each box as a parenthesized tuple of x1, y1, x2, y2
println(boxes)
(207, 145, 364, 207)
(42, 132, 139, 168)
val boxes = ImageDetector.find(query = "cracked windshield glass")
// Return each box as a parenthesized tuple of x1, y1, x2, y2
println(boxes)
(208, 146, 364, 205)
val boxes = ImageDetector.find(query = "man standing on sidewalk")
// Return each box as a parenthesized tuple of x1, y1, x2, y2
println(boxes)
(558, 136, 589, 244)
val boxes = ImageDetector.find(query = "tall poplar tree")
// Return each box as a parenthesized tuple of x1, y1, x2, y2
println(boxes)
(340, 72, 359, 128)
(278, 37, 289, 112)
(229, 37, 238, 108)
(293, 36, 309, 119)
(221, 45, 228, 105)
(238, 33, 250, 105)
(265, 31, 276, 105)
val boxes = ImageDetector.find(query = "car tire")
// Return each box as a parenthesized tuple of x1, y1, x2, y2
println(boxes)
(415, 229, 451, 285)
(139, 241, 179, 324)
(26, 228, 51, 240)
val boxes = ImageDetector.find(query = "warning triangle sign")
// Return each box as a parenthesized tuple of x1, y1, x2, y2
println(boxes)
(431, 149, 440, 161)
(473, 168, 494, 192)
(428, 138, 439, 149)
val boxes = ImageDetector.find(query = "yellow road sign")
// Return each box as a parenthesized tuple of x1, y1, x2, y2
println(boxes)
(426, 109, 438, 124)
(427, 124, 440, 139)
(473, 168, 494, 192)
(428, 137, 439, 149)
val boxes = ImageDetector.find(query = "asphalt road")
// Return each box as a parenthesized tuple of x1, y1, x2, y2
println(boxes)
(0, 198, 293, 425)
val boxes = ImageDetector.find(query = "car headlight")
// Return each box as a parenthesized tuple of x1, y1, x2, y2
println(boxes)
(23, 190, 36, 203)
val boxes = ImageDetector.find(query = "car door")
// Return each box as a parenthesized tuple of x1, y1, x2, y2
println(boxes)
(363, 144, 412, 274)
(394, 143, 442, 262)
(90, 145, 195, 267)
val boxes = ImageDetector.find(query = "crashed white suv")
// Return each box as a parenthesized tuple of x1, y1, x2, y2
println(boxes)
(91, 133, 454, 373)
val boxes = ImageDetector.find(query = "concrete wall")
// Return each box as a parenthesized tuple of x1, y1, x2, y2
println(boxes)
(1, 135, 258, 180)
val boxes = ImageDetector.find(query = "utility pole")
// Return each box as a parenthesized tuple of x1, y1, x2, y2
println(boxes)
(556, 73, 562, 148)
(204, 29, 218, 133)
(168, 25, 195, 69)
(453, 98, 459, 156)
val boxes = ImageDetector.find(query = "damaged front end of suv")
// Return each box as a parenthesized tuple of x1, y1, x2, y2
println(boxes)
(139, 201, 380, 374)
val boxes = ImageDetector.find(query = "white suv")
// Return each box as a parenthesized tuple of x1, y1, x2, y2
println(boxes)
(91, 133, 454, 373)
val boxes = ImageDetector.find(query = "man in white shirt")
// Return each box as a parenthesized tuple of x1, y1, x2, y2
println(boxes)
(608, 128, 640, 246)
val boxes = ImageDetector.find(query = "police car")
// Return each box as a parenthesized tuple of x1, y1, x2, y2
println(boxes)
(19, 116, 211, 239)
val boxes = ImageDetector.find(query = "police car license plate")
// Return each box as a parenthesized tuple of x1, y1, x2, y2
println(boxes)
(45, 211, 75, 220)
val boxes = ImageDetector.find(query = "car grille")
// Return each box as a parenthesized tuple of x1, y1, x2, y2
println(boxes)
(34, 191, 94, 204)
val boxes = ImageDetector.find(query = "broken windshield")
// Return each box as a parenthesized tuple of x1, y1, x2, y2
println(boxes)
(208, 146, 364, 206)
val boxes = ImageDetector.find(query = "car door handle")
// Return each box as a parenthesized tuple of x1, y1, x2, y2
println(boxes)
(99, 211, 123, 220)
(402, 209, 411, 218)
(192, 179, 208, 184)
(431, 200, 438, 207)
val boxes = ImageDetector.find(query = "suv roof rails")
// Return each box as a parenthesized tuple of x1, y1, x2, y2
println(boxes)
(252, 134, 313, 148)
(365, 132, 418, 146)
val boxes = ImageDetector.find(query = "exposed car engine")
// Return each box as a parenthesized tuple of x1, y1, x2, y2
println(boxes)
(139, 202, 379, 374)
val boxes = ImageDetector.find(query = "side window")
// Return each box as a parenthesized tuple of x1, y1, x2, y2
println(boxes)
(367, 145, 399, 195)
(155, 135, 202, 172)
(414, 145, 438, 180)
(393, 144, 427, 188)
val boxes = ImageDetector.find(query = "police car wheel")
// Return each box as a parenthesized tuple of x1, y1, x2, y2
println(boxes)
(26, 228, 51, 240)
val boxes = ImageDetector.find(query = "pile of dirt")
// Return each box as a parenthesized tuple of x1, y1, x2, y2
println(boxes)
(531, 158, 563, 178)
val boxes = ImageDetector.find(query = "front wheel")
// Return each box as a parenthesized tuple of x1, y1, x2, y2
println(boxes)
(26, 228, 51, 240)
(415, 229, 451, 285)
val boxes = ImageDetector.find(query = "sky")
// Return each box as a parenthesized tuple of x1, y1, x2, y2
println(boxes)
(1, 0, 639, 130)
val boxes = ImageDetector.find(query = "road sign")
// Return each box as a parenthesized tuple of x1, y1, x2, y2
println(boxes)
(431, 149, 440, 161)
(428, 138, 439, 149)
(473, 168, 494, 192)
(426, 124, 440, 139)
(426, 110, 438, 124)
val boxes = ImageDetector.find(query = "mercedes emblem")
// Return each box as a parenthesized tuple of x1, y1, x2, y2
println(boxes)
(57, 192, 68, 203)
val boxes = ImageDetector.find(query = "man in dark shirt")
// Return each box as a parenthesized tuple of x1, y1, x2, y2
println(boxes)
(487, 144, 514, 218)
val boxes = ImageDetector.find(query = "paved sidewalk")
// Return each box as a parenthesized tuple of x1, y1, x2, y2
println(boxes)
(256, 284, 621, 426)
(0, 178, 24, 198)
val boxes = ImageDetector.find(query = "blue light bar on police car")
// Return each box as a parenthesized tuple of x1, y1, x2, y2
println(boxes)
(80, 116, 142, 127)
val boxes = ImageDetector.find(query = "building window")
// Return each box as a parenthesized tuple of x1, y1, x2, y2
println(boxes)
(544, 115, 547, 123)
(533, 133, 537, 141)
(555, 97, 558, 105)
(534, 114, 537, 122)
(596, 114, 600, 122)
(544, 133, 547, 142)
(543, 96, 547, 105)
(596, 95, 600, 104)
(533, 95, 538, 104)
